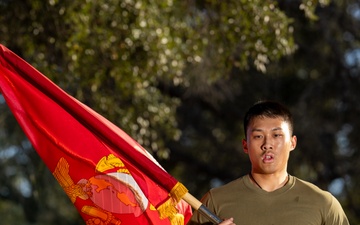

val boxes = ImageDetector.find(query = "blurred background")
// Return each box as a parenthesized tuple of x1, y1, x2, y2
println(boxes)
(0, 0, 359, 224)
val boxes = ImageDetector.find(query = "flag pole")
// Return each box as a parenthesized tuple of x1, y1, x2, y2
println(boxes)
(182, 193, 223, 224)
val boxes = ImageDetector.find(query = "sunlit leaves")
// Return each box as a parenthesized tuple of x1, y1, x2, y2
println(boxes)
(0, 0, 318, 158)
(300, 0, 330, 20)
(181, 0, 296, 76)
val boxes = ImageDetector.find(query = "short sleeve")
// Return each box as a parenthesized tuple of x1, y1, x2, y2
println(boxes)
(324, 195, 349, 225)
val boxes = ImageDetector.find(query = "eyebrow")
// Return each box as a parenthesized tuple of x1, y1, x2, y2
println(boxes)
(250, 127, 283, 132)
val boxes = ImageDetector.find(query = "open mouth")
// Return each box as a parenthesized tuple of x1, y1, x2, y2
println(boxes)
(262, 154, 274, 162)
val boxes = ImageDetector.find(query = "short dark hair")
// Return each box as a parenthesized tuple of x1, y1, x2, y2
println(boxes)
(243, 101, 294, 137)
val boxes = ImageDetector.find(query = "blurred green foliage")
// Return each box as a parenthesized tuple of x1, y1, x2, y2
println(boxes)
(1, 0, 359, 224)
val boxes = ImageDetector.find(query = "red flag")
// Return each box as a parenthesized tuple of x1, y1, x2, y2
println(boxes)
(0, 44, 192, 225)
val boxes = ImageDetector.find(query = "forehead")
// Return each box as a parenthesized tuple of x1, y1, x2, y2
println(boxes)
(248, 116, 291, 131)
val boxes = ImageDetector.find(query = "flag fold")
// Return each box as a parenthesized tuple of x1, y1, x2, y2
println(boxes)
(0, 44, 192, 225)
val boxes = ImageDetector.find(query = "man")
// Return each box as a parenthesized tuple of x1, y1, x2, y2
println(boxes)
(188, 101, 349, 225)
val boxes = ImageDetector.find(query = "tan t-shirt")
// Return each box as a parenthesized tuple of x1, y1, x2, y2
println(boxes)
(188, 175, 349, 225)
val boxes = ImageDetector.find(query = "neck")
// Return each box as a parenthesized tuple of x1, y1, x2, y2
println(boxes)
(249, 172, 289, 192)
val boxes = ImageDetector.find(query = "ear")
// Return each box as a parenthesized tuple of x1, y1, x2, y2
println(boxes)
(242, 139, 249, 154)
(290, 135, 297, 151)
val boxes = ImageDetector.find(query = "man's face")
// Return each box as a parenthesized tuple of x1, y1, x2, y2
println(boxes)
(242, 116, 297, 175)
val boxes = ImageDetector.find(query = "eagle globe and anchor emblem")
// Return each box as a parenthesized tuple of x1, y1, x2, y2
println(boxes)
(53, 154, 154, 225)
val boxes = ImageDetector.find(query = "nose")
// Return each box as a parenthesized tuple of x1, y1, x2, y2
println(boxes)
(261, 137, 273, 151)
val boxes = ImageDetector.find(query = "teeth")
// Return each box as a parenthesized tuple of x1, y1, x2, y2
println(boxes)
(265, 155, 272, 159)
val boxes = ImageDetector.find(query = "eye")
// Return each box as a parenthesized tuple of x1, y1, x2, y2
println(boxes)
(253, 135, 263, 139)
(274, 133, 283, 138)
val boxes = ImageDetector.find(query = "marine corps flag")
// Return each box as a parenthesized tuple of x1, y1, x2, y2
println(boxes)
(0, 44, 193, 225)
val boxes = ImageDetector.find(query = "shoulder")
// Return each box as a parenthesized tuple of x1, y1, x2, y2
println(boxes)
(201, 176, 247, 204)
(293, 177, 349, 224)
(293, 177, 330, 194)
(292, 176, 335, 204)
(209, 176, 246, 194)
(294, 177, 328, 192)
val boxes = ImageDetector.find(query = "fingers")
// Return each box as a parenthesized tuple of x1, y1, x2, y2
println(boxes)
(219, 217, 236, 225)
